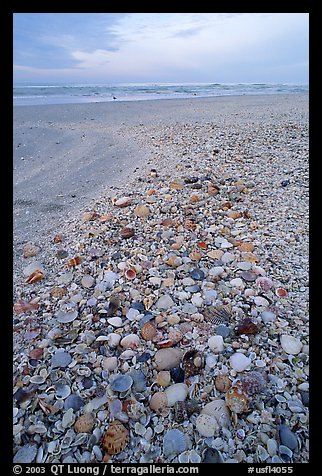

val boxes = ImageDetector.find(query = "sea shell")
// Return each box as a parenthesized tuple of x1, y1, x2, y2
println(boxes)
(163, 429, 189, 457)
(113, 197, 131, 207)
(238, 242, 255, 252)
(227, 211, 242, 219)
(25, 270, 44, 284)
(23, 243, 39, 258)
(236, 318, 259, 335)
(141, 321, 157, 341)
(109, 374, 133, 393)
(225, 382, 250, 414)
(83, 211, 98, 221)
(207, 335, 224, 353)
(182, 350, 205, 377)
(229, 353, 251, 372)
(106, 297, 120, 316)
(120, 334, 140, 349)
(53, 234, 62, 243)
(239, 371, 267, 396)
(156, 371, 171, 387)
(201, 399, 231, 428)
(50, 286, 67, 298)
(215, 374, 231, 392)
(174, 401, 188, 423)
(154, 348, 183, 370)
(164, 383, 188, 406)
(124, 268, 136, 279)
(195, 414, 219, 437)
(256, 276, 273, 291)
(280, 335, 302, 355)
(13, 299, 39, 314)
(208, 183, 220, 196)
(276, 287, 288, 297)
(170, 367, 185, 383)
(197, 241, 208, 250)
(55, 309, 78, 323)
(120, 227, 135, 239)
(101, 420, 129, 455)
(74, 413, 95, 433)
(149, 391, 168, 413)
(169, 179, 185, 190)
(134, 205, 150, 218)
(166, 256, 182, 267)
(67, 256, 81, 267)
(203, 304, 231, 325)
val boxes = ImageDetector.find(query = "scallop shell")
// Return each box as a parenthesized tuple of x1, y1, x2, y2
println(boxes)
(182, 349, 205, 377)
(280, 335, 302, 355)
(25, 270, 44, 284)
(141, 321, 157, 341)
(238, 242, 255, 252)
(225, 382, 250, 414)
(163, 429, 188, 457)
(74, 413, 95, 433)
(203, 304, 231, 325)
(239, 371, 267, 396)
(101, 420, 129, 455)
(256, 276, 273, 291)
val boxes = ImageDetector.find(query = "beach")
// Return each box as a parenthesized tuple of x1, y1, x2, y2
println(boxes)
(13, 94, 309, 464)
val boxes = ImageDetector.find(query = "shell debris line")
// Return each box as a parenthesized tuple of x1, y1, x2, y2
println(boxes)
(13, 102, 308, 464)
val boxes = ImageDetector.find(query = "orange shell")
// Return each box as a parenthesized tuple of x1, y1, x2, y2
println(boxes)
(25, 270, 44, 284)
(74, 413, 95, 433)
(141, 321, 157, 341)
(101, 420, 129, 455)
(67, 256, 82, 267)
(197, 241, 208, 250)
(225, 383, 250, 414)
(238, 242, 255, 252)
(228, 211, 242, 220)
(184, 219, 197, 230)
(169, 179, 184, 190)
(189, 251, 202, 261)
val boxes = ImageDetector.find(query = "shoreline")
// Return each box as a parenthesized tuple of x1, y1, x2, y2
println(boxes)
(13, 94, 309, 463)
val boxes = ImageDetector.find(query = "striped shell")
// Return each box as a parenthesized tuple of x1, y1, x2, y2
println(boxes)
(101, 420, 129, 455)
(67, 256, 81, 267)
(203, 304, 231, 325)
(225, 382, 250, 414)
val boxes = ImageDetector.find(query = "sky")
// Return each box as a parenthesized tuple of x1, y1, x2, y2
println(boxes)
(13, 13, 309, 84)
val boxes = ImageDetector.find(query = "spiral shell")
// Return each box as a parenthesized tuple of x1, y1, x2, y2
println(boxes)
(25, 270, 44, 284)
(67, 256, 81, 267)
(225, 382, 250, 414)
(101, 420, 129, 455)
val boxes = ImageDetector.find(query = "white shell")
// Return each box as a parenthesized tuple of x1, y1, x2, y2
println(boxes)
(55, 310, 78, 323)
(102, 356, 118, 371)
(120, 333, 140, 349)
(201, 399, 231, 428)
(280, 335, 302, 355)
(229, 353, 251, 372)
(207, 335, 224, 353)
(195, 414, 219, 437)
(253, 296, 269, 307)
(107, 317, 123, 327)
(165, 383, 188, 406)
(107, 333, 121, 347)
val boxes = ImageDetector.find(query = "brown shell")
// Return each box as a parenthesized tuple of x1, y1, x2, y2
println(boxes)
(208, 183, 220, 196)
(134, 205, 150, 218)
(238, 242, 255, 252)
(189, 251, 202, 261)
(23, 243, 39, 258)
(214, 374, 231, 393)
(25, 270, 44, 284)
(67, 256, 82, 267)
(184, 219, 197, 230)
(120, 227, 135, 239)
(203, 305, 231, 325)
(197, 241, 208, 250)
(174, 400, 187, 423)
(236, 318, 259, 336)
(141, 321, 157, 341)
(74, 413, 95, 433)
(182, 349, 204, 377)
(53, 234, 63, 243)
(225, 383, 250, 414)
(227, 211, 242, 220)
(50, 286, 67, 299)
(101, 420, 129, 455)
(169, 179, 184, 190)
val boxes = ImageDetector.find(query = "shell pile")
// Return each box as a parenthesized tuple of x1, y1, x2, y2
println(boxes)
(13, 95, 308, 463)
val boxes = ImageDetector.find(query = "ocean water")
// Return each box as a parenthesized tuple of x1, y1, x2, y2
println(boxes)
(13, 82, 309, 106)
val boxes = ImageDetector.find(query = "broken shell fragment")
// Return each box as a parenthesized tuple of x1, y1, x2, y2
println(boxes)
(236, 318, 259, 335)
(182, 350, 205, 377)
(120, 227, 135, 239)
